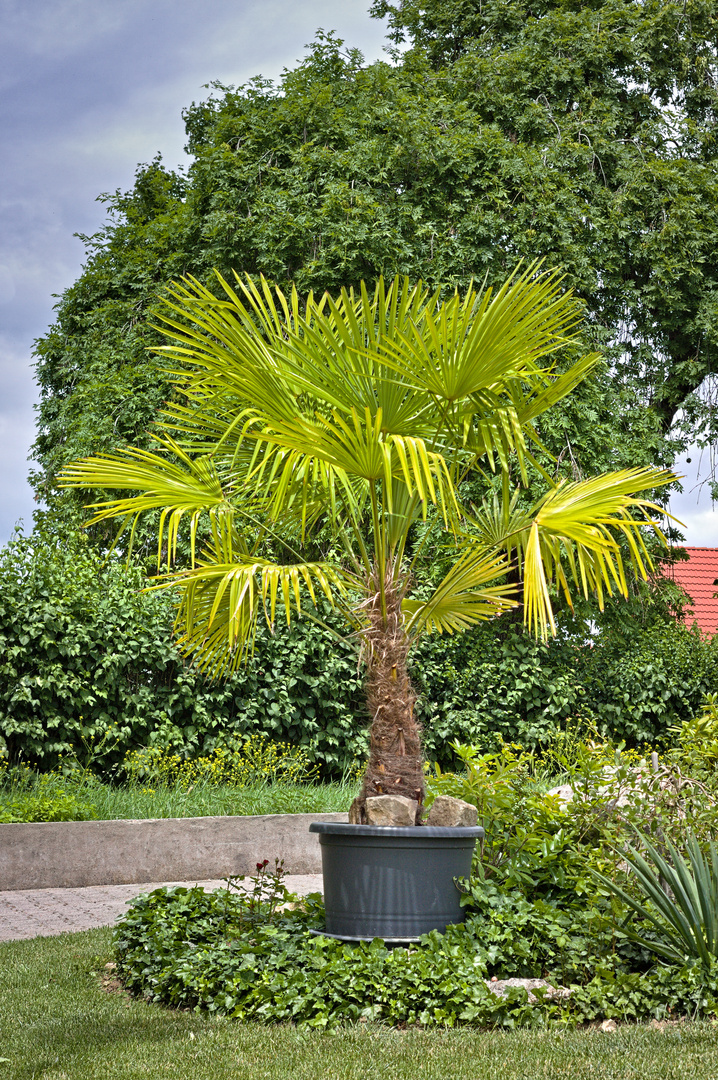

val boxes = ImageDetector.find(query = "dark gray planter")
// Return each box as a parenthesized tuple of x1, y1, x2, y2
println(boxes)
(309, 821, 484, 942)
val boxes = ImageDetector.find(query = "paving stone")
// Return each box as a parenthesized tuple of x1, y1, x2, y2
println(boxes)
(0, 875, 323, 942)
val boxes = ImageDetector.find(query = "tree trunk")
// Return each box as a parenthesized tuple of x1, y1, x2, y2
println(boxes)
(351, 563, 425, 825)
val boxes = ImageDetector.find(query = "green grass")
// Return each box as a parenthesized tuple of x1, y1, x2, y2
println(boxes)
(4, 929, 718, 1079)
(0, 775, 358, 822)
(80, 776, 357, 819)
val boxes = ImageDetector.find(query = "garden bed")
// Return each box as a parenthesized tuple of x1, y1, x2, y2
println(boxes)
(110, 870, 718, 1031)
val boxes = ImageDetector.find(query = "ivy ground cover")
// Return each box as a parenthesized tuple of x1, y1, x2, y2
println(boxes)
(112, 878, 718, 1032)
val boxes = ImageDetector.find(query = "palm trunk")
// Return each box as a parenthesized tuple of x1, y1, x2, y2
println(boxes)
(351, 562, 425, 824)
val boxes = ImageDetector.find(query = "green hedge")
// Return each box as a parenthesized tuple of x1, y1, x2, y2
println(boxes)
(0, 532, 364, 773)
(1, 530, 716, 774)
(415, 619, 718, 750)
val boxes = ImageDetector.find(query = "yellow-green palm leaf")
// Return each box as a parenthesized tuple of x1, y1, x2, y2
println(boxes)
(60, 436, 230, 566)
(58, 266, 677, 677)
(159, 544, 351, 677)
(402, 549, 517, 637)
(472, 467, 676, 639)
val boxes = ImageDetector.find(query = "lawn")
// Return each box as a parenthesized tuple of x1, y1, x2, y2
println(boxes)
(0, 738, 361, 823)
(67, 776, 356, 820)
(0, 775, 358, 823)
(3, 928, 718, 1080)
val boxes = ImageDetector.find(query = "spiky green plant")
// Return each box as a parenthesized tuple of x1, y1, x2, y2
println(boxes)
(60, 265, 674, 820)
(594, 833, 718, 969)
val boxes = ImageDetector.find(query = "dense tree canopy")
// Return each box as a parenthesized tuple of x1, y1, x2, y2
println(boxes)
(32, 0, 718, 523)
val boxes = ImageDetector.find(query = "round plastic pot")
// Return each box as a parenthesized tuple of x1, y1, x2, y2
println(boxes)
(308, 821, 484, 942)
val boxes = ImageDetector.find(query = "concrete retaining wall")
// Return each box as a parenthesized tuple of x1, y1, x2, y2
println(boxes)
(0, 812, 348, 891)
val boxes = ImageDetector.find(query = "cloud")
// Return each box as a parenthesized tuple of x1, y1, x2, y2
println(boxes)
(0, 265, 16, 305)
(668, 450, 718, 547)
(0, 335, 39, 541)
(670, 507, 718, 547)
(2, 0, 139, 62)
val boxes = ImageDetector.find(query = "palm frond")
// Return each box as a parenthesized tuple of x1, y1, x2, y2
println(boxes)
(512, 351, 602, 426)
(402, 548, 516, 638)
(376, 263, 584, 401)
(59, 265, 676, 694)
(154, 277, 300, 424)
(59, 436, 230, 566)
(156, 526, 351, 677)
(251, 408, 461, 525)
(155, 273, 434, 436)
(471, 468, 677, 638)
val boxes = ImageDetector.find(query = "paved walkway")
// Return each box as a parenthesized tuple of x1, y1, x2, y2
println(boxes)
(0, 875, 323, 942)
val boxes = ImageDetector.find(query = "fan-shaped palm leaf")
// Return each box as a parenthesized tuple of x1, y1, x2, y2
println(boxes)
(402, 548, 517, 637)
(159, 524, 352, 677)
(471, 467, 675, 637)
(374, 263, 582, 400)
(60, 436, 230, 566)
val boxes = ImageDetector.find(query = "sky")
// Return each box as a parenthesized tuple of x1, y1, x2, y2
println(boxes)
(0, 0, 715, 548)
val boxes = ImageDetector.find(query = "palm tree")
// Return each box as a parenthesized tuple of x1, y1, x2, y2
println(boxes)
(60, 266, 673, 822)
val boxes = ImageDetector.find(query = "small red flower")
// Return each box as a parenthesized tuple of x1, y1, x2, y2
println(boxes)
(256, 859, 269, 870)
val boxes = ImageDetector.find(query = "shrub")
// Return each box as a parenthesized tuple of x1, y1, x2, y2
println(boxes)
(667, 694, 718, 775)
(0, 530, 365, 773)
(416, 620, 718, 754)
(121, 734, 320, 788)
(579, 622, 718, 745)
(425, 727, 718, 902)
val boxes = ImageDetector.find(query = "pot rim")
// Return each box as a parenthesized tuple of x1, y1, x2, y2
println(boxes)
(309, 822, 484, 838)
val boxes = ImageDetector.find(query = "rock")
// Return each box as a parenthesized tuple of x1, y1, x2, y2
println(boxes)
(547, 784, 575, 807)
(348, 797, 363, 824)
(365, 794, 417, 826)
(425, 795, 478, 827)
(485, 978, 571, 1003)
(548, 764, 675, 813)
(600, 1018, 617, 1032)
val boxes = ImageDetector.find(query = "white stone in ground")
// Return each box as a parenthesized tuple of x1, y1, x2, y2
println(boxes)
(425, 795, 478, 827)
(365, 795, 417, 826)
(547, 763, 677, 811)
(485, 978, 572, 1003)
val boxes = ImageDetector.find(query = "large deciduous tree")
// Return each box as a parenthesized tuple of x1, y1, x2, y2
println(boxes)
(32, 0, 718, 523)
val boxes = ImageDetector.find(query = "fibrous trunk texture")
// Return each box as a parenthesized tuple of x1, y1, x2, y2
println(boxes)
(352, 563, 425, 825)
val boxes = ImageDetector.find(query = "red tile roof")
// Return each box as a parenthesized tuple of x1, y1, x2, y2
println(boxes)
(667, 547, 718, 635)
